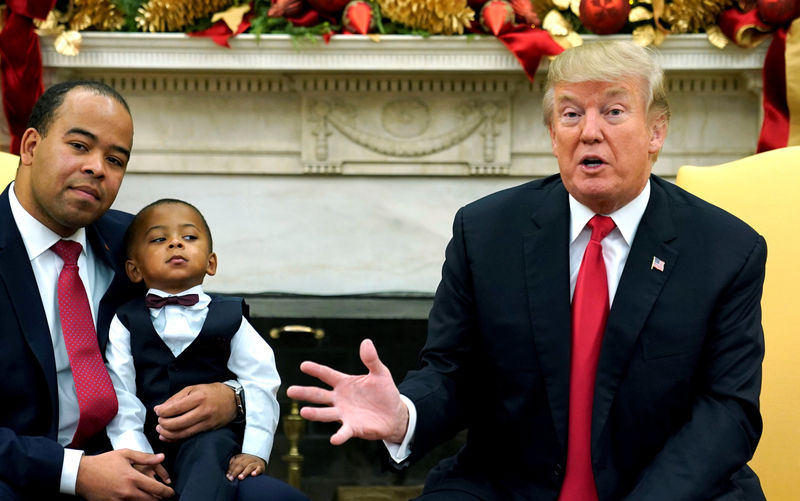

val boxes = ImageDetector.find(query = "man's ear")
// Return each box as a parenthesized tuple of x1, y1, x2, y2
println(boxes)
(125, 259, 143, 283)
(19, 128, 40, 166)
(648, 115, 668, 154)
(206, 252, 218, 277)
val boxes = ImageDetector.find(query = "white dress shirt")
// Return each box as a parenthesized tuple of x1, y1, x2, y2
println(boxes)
(105, 285, 281, 462)
(386, 181, 651, 463)
(8, 182, 114, 494)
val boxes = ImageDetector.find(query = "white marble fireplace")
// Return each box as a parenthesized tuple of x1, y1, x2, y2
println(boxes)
(30, 33, 766, 297)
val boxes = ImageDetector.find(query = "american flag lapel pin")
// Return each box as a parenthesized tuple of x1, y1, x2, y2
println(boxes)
(651, 256, 665, 272)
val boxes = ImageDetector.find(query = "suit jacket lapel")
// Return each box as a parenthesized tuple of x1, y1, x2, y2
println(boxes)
(87, 222, 127, 355)
(592, 177, 678, 448)
(524, 181, 572, 451)
(0, 188, 59, 422)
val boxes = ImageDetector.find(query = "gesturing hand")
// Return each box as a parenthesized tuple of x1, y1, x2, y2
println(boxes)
(286, 338, 410, 445)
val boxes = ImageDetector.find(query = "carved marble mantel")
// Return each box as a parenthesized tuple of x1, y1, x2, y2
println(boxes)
(25, 33, 767, 294)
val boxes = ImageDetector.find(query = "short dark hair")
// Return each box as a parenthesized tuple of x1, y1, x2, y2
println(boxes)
(124, 199, 213, 259)
(27, 80, 131, 137)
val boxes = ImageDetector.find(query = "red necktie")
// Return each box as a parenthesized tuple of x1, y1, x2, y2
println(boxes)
(52, 240, 118, 448)
(559, 215, 616, 501)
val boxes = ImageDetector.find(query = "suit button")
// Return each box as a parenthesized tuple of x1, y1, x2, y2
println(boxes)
(554, 463, 564, 477)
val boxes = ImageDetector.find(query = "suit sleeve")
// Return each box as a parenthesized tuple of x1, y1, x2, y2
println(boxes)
(0, 427, 64, 494)
(397, 207, 476, 463)
(624, 235, 767, 500)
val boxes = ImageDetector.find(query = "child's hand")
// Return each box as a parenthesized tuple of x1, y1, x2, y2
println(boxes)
(227, 453, 266, 481)
(133, 461, 172, 485)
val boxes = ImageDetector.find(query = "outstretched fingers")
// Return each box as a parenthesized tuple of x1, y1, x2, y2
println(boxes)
(359, 338, 391, 377)
(298, 360, 348, 387)
(299, 406, 340, 423)
(286, 384, 333, 406)
(330, 423, 355, 445)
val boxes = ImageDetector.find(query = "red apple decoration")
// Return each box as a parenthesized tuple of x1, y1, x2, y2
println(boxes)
(756, 0, 799, 25)
(579, 0, 631, 35)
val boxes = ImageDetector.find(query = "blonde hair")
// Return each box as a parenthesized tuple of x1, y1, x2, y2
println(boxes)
(542, 40, 670, 129)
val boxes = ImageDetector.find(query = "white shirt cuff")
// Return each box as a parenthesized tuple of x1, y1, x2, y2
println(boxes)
(60, 448, 84, 495)
(109, 429, 154, 454)
(241, 427, 273, 462)
(383, 394, 417, 464)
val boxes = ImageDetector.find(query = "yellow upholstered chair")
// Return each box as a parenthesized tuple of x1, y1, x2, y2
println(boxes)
(676, 146, 800, 500)
(1, 151, 19, 188)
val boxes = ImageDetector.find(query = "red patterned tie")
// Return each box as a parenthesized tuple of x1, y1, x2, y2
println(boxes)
(559, 215, 616, 501)
(52, 240, 118, 448)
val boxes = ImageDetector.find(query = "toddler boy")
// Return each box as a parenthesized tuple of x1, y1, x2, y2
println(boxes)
(105, 198, 280, 500)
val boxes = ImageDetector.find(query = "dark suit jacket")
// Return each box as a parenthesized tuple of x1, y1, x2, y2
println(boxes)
(398, 175, 766, 500)
(0, 184, 139, 497)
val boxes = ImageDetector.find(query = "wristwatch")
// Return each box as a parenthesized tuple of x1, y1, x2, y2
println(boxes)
(224, 382, 246, 422)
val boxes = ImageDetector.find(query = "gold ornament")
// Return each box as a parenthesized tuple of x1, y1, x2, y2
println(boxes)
(632, 24, 656, 46)
(54, 30, 83, 56)
(68, 0, 125, 32)
(629, 6, 654, 23)
(542, 8, 571, 36)
(35, 11, 65, 36)
(662, 0, 733, 34)
(137, 0, 235, 33)
(211, 3, 251, 32)
(376, 0, 474, 35)
(705, 24, 730, 49)
(569, 0, 580, 16)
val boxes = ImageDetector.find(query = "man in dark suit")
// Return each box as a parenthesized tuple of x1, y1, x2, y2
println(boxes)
(0, 81, 308, 500)
(287, 41, 766, 500)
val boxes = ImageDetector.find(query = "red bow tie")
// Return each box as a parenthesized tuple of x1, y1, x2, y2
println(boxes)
(145, 293, 200, 309)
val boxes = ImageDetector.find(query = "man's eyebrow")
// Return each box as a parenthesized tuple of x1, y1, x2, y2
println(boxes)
(65, 127, 97, 141)
(603, 87, 631, 99)
(64, 127, 131, 159)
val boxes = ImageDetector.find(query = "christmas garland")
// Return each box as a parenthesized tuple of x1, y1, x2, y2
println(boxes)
(0, 0, 789, 53)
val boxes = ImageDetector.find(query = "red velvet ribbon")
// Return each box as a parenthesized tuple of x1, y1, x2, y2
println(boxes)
(496, 25, 564, 82)
(719, 7, 792, 152)
(718, 8, 773, 48)
(759, 27, 790, 152)
(0, 0, 56, 154)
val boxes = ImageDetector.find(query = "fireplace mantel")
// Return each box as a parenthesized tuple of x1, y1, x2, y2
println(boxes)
(30, 33, 769, 295)
(42, 33, 766, 73)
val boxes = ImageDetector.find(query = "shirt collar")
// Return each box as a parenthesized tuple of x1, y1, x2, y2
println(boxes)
(8, 181, 89, 260)
(147, 285, 210, 309)
(568, 179, 650, 246)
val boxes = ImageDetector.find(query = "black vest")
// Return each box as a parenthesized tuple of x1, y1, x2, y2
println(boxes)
(116, 295, 245, 446)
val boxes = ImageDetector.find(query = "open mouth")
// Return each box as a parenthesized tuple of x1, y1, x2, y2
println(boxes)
(580, 156, 606, 168)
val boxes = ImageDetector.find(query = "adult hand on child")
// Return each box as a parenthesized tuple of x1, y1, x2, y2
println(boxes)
(76, 450, 175, 500)
(154, 382, 237, 442)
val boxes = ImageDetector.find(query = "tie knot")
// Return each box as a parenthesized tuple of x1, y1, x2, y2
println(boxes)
(587, 215, 616, 242)
(52, 240, 83, 266)
(145, 293, 200, 309)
